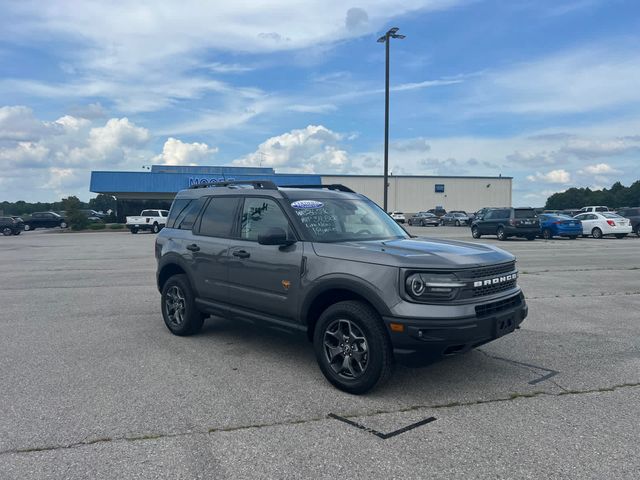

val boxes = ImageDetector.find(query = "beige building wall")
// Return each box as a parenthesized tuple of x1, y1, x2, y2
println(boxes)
(321, 175, 512, 213)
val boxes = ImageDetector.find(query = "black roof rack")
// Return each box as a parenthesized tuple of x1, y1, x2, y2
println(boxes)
(189, 180, 278, 190)
(279, 184, 355, 193)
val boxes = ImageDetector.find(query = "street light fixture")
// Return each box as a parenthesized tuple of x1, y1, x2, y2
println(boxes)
(377, 27, 405, 212)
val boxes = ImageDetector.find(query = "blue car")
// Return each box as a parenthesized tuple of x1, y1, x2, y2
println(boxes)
(539, 214, 582, 239)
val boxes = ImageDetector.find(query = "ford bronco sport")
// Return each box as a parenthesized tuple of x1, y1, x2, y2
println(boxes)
(155, 181, 527, 394)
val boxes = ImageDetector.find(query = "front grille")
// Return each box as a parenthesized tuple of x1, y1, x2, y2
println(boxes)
(465, 261, 515, 279)
(471, 279, 517, 297)
(475, 294, 522, 318)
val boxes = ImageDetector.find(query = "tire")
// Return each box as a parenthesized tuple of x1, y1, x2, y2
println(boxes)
(592, 227, 603, 239)
(471, 226, 481, 238)
(24, 224, 32, 231)
(161, 274, 205, 336)
(569, 236, 577, 240)
(152, 222, 160, 234)
(130, 227, 139, 234)
(59, 222, 68, 229)
(497, 227, 507, 241)
(635, 226, 640, 237)
(2, 227, 12, 236)
(542, 228, 552, 240)
(420, 220, 426, 227)
(455, 220, 460, 227)
(615, 234, 627, 239)
(313, 300, 394, 394)
(526, 235, 536, 241)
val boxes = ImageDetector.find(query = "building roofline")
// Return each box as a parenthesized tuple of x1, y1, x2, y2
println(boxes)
(320, 174, 512, 180)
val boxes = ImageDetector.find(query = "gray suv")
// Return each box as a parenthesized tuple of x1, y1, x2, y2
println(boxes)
(156, 181, 527, 393)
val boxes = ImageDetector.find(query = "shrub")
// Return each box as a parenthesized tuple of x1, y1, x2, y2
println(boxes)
(108, 223, 125, 230)
(89, 223, 106, 230)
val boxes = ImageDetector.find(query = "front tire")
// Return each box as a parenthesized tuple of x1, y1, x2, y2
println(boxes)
(471, 226, 481, 238)
(24, 224, 32, 231)
(455, 220, 460, 227)
(2, 227, 12, 236)
(313, 300, 393, 394)
(497, 227, 507, 241)
(152, 222, 160, 234)
(59, 222, 68, 229)
(161, 274, 204, 336)
(542, 228, 552, 240)
(592, 227, 603, 239)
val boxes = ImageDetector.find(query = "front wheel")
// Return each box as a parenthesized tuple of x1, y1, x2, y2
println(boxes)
(313, 301, 393, 394)
(24, 224, 32, 231)
(455, 220, 460, 227)
(161, 274, 205, 336)
(542, 228, 552, 240)
(152, 222, 160, 234)
(497, 227, 507, 241)
(2, 227, 12, 236)
(59, 222, 68, 229)
(592, 227, 603, 239)
(471, 226, 481, 238)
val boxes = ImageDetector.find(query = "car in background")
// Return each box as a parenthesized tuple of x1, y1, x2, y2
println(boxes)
(538, 214, 582, 239)
(427, 207, 447, 218)
(472, 207, 494, 221)
(126, 209, 169, 234)
(1, 216, 24, 236)
(616, 207, 640, 236)
(573, 212, 632, 239)
(407, 211, 440, 227)
(440, 212, 470, 226)
(579, 206, 610, 214)
(388, 211, 406, 223)
(471, 207, 539, 241)
(80, 209, 105, 222)
(24, 211, 67, 231)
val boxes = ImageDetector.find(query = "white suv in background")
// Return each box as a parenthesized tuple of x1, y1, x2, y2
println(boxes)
(574, 212, 632, 239)
(579, 206, 610, 213)
(389, 211, 406, 223)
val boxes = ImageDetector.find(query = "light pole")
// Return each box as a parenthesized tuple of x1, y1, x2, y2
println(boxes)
(377, 27, 405, 212)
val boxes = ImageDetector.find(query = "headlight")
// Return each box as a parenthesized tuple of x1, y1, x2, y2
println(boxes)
(405, 272, 465, 301)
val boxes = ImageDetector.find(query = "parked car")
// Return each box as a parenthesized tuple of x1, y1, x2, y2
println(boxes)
(579, 206, 610, 214)
(616, 207, 640, 237)
(427, 207, 447, 217)
(24, 211, 67, 231)
(126, 209, 169, 234)
(573, 212, 632, 239)
(388, 211, 406, 223)
(1, 216, 24, 236)
(440, 212, 470, 226)
(538, 214, 582, 239)
(471, 207, 539, 241)
(80, 209, 106, 222)
(472, 207, 494, 221)
(407, 211, 440, 226)
(156, 180, 527, 393)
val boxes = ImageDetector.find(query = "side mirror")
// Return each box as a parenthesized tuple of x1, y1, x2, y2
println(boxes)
(258, 227, 295, 246)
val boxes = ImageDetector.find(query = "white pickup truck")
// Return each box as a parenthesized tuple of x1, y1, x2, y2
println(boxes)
(125, 209, 169, 234)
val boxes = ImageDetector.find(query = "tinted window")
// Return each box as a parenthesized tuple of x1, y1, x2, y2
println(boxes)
(514, 209, 536, 219)
(602, 213, 622, 219)
(241, 198, 292, 241)
(595, 207, 608, 212)
(177, 198, 206, 230)
(166, 199, 191, 228)
(198, 197, 240, 237)
(141, 210, 157, 216)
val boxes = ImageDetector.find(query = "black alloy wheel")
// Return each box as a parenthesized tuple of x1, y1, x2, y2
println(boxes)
(471, 226, 481, 238)
(497, 227, 507, 241)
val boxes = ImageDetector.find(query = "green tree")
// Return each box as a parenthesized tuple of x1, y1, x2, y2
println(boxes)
(62, 196, 89, 231)
(89, 194, 116, 214)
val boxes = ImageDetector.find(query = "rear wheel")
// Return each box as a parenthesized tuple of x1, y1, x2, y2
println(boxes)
(497, 227, 507, 241)
(455, 220, 460, 227)
(161, 274, 205, 336)
(24, 224, 32, 231)
(471, 226, 481, 238)
(59, 221, 68, 229)
(542, 228, 553, 240)
(152, 222, 160, 234)
(313, 300, 393, 394)
(130, 227, 139, 234)
(2, 227, 12, 236)
(592, 227, 603, 239)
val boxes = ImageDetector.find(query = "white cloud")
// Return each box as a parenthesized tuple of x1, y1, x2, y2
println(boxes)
(580, 163, 620, 175)
(233, 125, 351, 173)
(527, 169, 571, 184)
(153, 137, 218, 165)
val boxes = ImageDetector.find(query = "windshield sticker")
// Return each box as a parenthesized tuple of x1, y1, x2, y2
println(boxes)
(291, 200, 324, 209)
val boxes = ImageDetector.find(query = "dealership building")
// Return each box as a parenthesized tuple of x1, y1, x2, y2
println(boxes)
(90, 165, 512, 220)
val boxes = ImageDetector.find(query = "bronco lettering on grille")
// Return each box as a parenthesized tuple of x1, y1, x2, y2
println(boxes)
(473, 272, 517, 288)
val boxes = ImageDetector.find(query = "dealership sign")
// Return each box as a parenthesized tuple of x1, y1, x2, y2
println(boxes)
(188, 177, 236, 187)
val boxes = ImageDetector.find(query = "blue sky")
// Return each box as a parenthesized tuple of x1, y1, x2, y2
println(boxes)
(1, 0, 639, 204)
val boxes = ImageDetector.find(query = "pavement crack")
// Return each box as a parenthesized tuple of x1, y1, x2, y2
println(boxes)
(2, 383, 638, 456)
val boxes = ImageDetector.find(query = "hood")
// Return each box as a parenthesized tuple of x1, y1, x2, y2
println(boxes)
(312, 236, 514, 269)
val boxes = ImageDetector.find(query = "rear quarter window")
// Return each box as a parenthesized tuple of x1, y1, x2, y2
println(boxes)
(166, 199, 191, 228)
(514, 209, 536, 219)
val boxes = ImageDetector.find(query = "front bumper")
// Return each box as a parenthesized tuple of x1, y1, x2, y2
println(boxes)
(383, 293, 528, 366)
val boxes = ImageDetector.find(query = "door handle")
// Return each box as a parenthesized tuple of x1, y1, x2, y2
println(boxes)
(186, 244, 200, 252)
(232, 250, 250, 259)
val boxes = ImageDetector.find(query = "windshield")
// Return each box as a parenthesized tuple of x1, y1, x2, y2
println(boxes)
(290, 198, 409, 243)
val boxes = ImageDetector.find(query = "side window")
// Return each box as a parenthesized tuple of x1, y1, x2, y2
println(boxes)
(241, 198, 292, 241)
(198, 197, 241, 237)
(166, 199, 191, 228)
(484, 211, 494, 220)
(177, 197, 206, 230)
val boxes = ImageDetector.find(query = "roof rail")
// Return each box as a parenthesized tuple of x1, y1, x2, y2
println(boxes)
(279, 184, 355, 193)
(189, 180, 278, 190)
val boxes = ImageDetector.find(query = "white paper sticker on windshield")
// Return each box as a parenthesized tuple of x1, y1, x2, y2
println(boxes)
(291, 200, 324, 209)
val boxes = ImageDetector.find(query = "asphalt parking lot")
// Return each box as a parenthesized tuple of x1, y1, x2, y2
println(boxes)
(1, 228, 639, 479)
